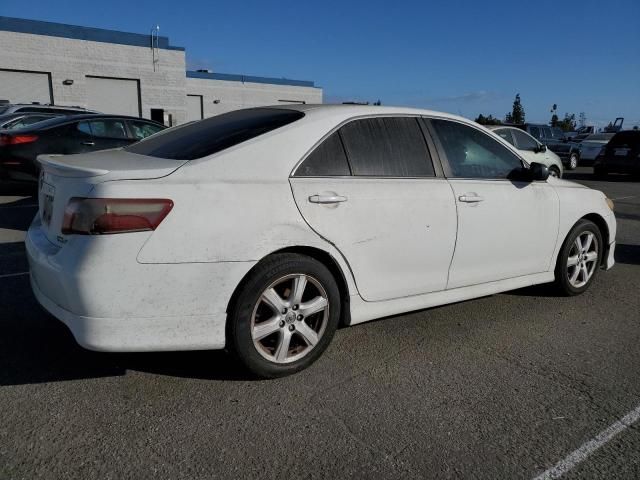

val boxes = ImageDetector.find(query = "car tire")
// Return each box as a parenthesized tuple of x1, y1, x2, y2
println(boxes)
(548, 166, 561, 178)
(553, 219, 603, 296)
(227, 253, 341, 378)
(594, 166, 608, 179)
(567, 153, 579, 170)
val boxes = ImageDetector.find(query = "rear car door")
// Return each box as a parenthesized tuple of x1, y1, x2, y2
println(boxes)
(290, 116, 457, 302)
(88, 119, 135, 150)
(427, 118, 559, 289)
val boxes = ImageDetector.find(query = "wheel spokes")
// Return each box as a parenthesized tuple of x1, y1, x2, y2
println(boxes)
(291, 275, 308, 306)
(567, 255, 579, 267)
(252, 316, 281, 341)
(262, 288, 286, 314)
(585, 251, 598, 263)
(296, 322, 319, 347)
(275, 330, 292, 362)
(300, 296, 328, 317)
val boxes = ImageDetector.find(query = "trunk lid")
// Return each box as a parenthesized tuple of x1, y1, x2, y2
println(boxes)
(37, 149, 187, 246)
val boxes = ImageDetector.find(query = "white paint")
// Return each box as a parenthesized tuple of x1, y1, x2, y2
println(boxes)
(26, 105, 617, 353)
(533, 404, 640, 480)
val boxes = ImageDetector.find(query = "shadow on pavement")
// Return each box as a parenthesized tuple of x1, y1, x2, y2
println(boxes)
(563, 172, 639, 183)
(615, 244, 640, 266)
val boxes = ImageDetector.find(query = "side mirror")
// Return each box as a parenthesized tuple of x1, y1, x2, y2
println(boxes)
(529, 162, 550, 181)
(537, 144, 547, 153)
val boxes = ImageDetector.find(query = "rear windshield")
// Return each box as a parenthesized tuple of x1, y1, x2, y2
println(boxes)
(609, 131, 640, 147)
(125, 108, 305, 160)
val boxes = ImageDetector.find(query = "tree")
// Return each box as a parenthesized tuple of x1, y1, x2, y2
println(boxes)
(578, 112, 587, 128)
(507, 93, 525, 124)
(475, 114, 502, 125)
(550, 104, 558, 127)
(557, 113, 577, 132)
(373, 99, 382, 106)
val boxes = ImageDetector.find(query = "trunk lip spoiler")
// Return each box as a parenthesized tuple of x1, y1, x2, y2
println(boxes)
(37, 154, 109, 178)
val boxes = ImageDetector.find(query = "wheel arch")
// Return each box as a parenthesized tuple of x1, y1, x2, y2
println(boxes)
(226, 245, 353, 327)
(581, 213, 610, 266)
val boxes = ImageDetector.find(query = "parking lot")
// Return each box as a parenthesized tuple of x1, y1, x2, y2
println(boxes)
(1, 168, 639, 479)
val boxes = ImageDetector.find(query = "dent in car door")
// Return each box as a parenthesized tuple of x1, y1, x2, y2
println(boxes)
(290, 117, 457, 302)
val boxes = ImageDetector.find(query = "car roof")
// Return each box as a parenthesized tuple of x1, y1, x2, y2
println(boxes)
(14, 114, 165, 131)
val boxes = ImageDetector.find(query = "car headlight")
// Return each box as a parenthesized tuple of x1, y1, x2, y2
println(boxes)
(605, 197, 615, 211)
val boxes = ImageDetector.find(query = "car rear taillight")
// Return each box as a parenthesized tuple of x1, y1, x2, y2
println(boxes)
(62, 198, 173, 235)
(0, 134, 39, 146)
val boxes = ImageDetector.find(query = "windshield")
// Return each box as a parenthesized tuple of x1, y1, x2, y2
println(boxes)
(126, 108, 305, 160)
(0, 106, 10, 115)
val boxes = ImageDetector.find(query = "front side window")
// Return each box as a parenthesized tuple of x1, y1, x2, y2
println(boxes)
(431, 119, 522, 179)
(295, 131, 351, 176)
(494, 128, 515, 146)
(76, 121, 92, 136)
(129, 121, 164, 140)
(126, 108, 304, 160)
(339, 117, 434, 177)
(511, 129, 539, 151)
(89, 120, 127, 139)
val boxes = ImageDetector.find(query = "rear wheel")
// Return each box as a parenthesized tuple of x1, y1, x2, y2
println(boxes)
(228, 253, 340, 378)
(554, 220, 602, 296)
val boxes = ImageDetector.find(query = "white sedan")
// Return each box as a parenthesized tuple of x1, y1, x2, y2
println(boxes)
(27, 105, 617, 377)
(488, 125, 564, 177)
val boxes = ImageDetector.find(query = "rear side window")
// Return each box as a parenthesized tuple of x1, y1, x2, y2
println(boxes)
(295, 132, 351, 176)
(339, 117, 434, 177)
(129, 121, 164, 140)
(89, 120, 127, 138)
(126, 108, 304, 160)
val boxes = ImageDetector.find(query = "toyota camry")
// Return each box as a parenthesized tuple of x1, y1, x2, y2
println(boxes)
(26, 105, 617, 378)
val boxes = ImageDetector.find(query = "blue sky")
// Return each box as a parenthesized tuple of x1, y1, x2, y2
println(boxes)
(3, 0, 639, 127)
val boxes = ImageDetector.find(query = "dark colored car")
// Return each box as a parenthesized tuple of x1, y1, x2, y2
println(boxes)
(510, 123, 581, 170)
(0, 103, 97, 116)
(0, 114, 166, 181)
(594, 131, 640, 178)
(0, 113, 63, 130)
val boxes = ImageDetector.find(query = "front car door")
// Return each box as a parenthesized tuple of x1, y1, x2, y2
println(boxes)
(426, 118, 559, 289)
(290, 116, 457, 302)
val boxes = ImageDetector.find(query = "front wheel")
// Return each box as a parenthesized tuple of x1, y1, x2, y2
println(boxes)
(567, 153, 579, 170)
(554, 220, 603, 296)
(227, 253, 341, 378)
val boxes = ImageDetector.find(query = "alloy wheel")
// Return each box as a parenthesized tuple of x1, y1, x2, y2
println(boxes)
(569, 154, 578, 169)
(251, 274, 329, 364)
(566, 231, 598, 288)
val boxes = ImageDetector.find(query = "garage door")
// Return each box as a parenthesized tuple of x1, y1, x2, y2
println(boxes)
(187, 95, 203, 121)
(0, 70, 52, 104)
(86, 76, 140, 116)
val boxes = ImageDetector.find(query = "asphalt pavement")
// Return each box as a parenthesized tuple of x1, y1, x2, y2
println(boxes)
(1, 168, 639, 479)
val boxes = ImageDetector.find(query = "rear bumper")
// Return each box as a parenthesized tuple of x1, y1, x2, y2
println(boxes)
(26, 219, 256, 352)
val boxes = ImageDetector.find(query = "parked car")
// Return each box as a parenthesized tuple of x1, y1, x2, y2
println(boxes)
(0, 103, 97, 116)
(594, 130, 640, 178)
(488, 125, 564, 177)
(27, 105, 616, 378)
(576, 133, 615, 165)
(0, 113, 63, 130)
(512, 123, 581, 170)
(0, 114, 165, 181)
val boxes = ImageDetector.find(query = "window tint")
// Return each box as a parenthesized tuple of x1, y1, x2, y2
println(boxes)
(511, 129, 539, 151)
(76, 121, 92, 136)
(339, 117, 434, 177)
(431, 119, 522, 179)
(126, 108, 304, 160)
(541, 127, 552, 139)
(528, 126, 541, 140)
(494, 128, 515, 146)
(89, 120, 127, 138)
(551, 128, 565, 140)
(295, 132, 351, 176)
(129, 121, 164, 140)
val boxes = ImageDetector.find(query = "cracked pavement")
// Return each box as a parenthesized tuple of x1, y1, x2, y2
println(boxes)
(1, 168, 639, 479)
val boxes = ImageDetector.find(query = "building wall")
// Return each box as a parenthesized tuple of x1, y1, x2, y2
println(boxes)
(0, 30, 189, 124)
(186, 77, 322, 118)
(0, 19, 323, 125)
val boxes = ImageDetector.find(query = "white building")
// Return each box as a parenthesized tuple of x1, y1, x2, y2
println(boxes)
(0, 16, 322, 125)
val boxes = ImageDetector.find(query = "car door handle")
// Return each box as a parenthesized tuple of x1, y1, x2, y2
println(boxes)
(309, 194, 348, 204)
(81, 141, 95, 146)
(458, 194, 484, 203)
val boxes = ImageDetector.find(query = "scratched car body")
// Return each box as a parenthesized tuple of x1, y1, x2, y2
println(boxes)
(26, 105, 617, 377)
